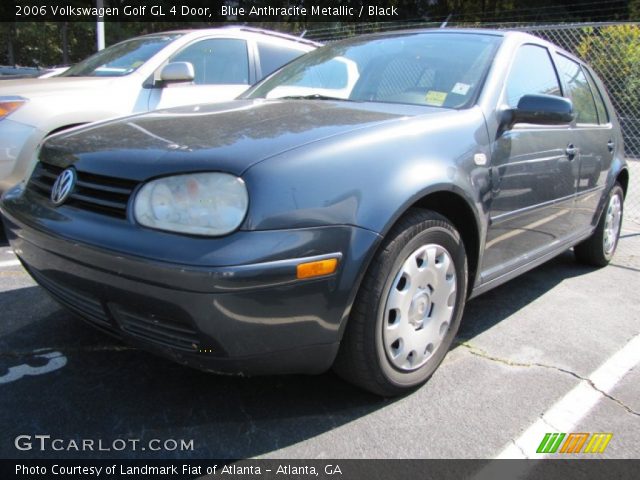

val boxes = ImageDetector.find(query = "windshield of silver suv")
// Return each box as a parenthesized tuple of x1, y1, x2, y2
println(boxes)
(245, 32, 501, 109)
(63, 34, 183, 77)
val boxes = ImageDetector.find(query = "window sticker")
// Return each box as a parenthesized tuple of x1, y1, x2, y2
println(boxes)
(452, 82, 471, 95)
(425, 90, 447, 106)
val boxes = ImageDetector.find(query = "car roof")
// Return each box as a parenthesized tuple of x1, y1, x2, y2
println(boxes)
(329, 28, 585, 65)
(143, 26, 321, 49)
(385, 28, 504, 36)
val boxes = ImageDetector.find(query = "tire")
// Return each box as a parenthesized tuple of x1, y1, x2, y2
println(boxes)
(333, 209, 468, 396)
(574, 184, 624, 267)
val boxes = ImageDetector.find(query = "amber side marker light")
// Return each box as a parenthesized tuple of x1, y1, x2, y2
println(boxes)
(0, 99, 27, 119)
(296, 258, 338, 279)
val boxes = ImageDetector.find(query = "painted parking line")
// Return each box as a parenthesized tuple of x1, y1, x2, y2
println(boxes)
(0, 259, 20, 268)
(496, 333, 640, 459)
(0, 351, 67, 385)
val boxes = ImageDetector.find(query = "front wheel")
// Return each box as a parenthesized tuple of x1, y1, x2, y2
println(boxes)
(574, 184, 624, 267)
(333, 209, 468, 396)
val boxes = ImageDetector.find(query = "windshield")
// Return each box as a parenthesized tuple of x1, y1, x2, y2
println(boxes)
(63, 34, 182, 77)
(246, 32, 501, 109)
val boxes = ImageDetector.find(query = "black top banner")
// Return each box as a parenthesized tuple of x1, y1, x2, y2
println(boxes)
(4, 1, 418, 23)
(3, 0, 635, 23)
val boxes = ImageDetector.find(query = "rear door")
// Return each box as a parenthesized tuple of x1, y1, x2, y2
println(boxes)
(148, 37, 253, 110)
(483, 44, 579, 279)
(553, 54, 614, 229)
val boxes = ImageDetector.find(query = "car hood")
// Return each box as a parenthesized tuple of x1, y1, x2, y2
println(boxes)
(0, 76, 119, 98)
(40, 99, 448, 179)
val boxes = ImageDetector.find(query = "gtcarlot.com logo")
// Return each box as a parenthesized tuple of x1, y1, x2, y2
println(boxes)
(15, 435, 194, 452)
(537, 432, 613, 454)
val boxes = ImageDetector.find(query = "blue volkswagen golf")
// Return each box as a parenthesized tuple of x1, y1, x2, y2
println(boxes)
(1, 30, 628, 395)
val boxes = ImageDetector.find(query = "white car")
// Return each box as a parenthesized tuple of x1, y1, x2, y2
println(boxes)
(0, 27, 318, 191)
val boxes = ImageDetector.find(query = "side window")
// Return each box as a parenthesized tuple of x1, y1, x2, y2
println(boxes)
(555, 55, 599, 125)
(584, 68, 609, 124)
(257, 43, 304, 78)
(170, 38, 249, 85)
(505, 45, 562, 108)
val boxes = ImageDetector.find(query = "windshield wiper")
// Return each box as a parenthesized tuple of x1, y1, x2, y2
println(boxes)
(277, 94, 352, 102)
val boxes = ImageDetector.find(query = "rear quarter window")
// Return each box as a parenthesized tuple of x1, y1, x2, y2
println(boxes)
(583, 68, 610, 124)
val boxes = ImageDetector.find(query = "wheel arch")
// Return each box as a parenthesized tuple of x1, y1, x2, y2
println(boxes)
(616, 167, 629, 198)
(338, 186, 483, 342)
(408, 190, 481, 293)
(592, 161, 630, 227)
(375, 185, 482, 293)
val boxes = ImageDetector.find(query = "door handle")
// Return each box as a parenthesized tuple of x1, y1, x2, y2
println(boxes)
(607, 140, 615, 153)
(565, 144, 578, 159)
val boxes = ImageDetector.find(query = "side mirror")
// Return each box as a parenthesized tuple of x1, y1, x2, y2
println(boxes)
(501, 94, 574, 130)
(159, 62, 195, 83)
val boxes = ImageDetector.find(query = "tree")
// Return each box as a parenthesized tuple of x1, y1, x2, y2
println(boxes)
(577, 25, 640, 112)
(630, 0, 640, 20)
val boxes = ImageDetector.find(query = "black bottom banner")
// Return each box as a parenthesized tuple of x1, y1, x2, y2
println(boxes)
(2, 459, 640, 480)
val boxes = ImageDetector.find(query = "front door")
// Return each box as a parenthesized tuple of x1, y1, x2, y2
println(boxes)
(482, 44, 579, 280)
(148, 37, 252, 111)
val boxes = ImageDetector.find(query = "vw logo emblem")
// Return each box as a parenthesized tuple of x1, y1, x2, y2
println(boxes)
(50, 168, 77, 206)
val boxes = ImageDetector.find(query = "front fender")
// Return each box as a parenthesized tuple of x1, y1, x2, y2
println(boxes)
(240, 108, 490, 336)
(241, 107, 489, 235)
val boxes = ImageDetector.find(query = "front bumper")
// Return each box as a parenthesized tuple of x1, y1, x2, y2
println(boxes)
(1, 189, 381, 375)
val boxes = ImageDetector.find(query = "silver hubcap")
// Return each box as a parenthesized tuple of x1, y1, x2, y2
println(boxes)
(603, 193, 622, 255)
(383, 244, 457, 371)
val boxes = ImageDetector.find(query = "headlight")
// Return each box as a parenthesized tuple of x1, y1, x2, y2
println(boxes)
(133, 173, 249, 236)
(0, 96, 28, 120)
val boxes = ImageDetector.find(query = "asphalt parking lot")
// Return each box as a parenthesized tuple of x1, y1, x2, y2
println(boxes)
(0, 216, 638, 461)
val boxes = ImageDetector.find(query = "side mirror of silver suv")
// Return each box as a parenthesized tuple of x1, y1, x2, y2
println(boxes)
(159, 62, 195, 83)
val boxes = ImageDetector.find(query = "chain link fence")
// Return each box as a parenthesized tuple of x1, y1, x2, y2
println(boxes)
(303, 22, 640, 228)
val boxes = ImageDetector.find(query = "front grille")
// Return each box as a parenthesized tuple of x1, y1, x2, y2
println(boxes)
(29, 268, 113, 329)
(111, 307, 201, 352)
(28, 162, 138, 218)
